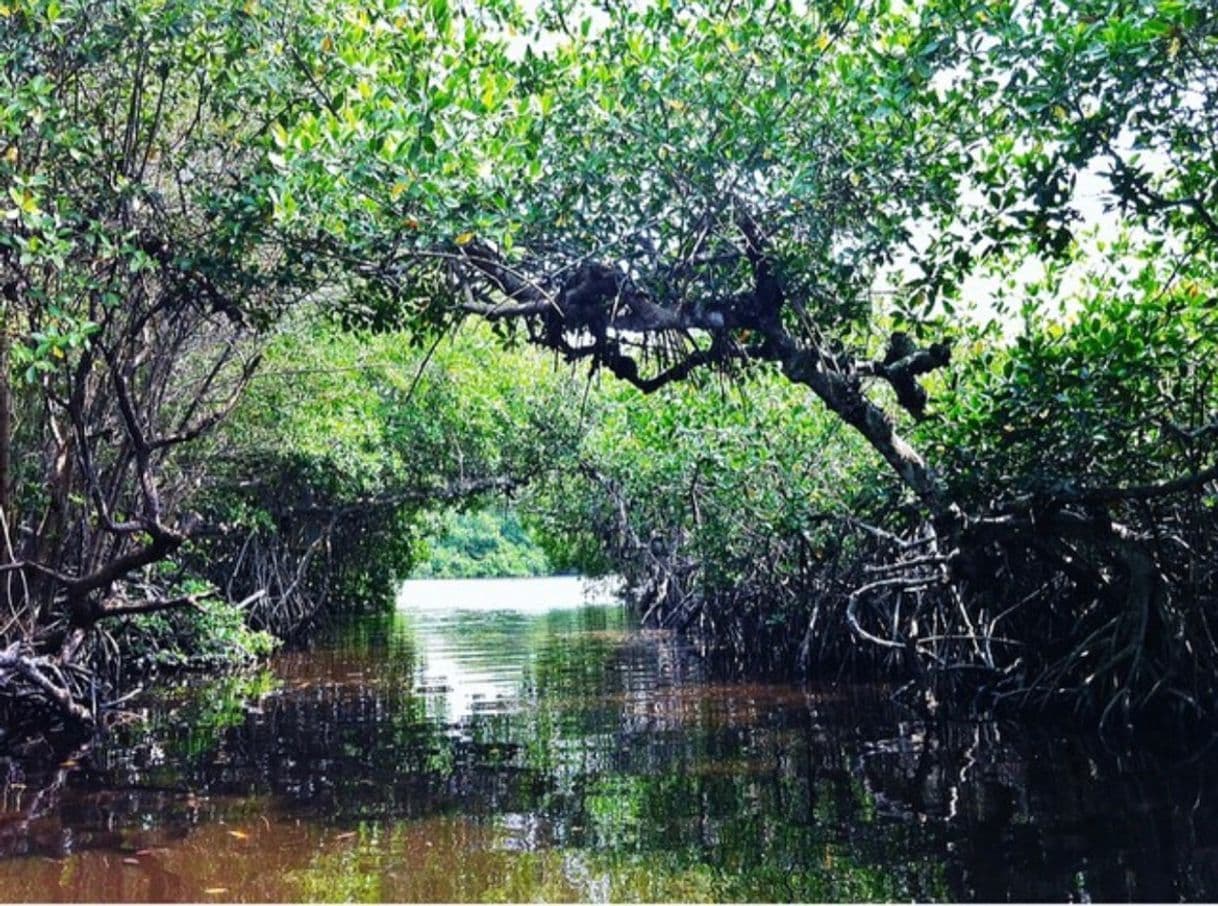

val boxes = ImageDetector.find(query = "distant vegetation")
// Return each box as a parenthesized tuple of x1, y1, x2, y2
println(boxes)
(413, 508, 554, 579)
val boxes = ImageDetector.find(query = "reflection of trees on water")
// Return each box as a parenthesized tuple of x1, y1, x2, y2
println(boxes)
(859, 720, 1218, 902)
(1, 607, 1217, 899)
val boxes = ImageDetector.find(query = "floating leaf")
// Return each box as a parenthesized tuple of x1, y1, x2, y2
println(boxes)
(227, 829, 250, 840)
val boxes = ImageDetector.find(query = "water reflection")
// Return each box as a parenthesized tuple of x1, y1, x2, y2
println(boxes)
(0, 578, 1216, 901)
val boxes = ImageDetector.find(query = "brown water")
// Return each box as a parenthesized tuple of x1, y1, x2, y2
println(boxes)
(1, 577, 1217, 902)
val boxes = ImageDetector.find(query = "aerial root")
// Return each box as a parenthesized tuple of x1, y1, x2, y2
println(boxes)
(0, 641, 96, 729)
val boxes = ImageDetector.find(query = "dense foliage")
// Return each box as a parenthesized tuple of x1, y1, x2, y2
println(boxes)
(0, 0, 327, 729)
(524, 367, 892, 672)
(1, 0, 1216, 735)
(188, 321, 581, 635)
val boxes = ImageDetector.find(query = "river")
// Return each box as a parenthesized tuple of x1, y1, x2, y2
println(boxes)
(0, 576, 1215, 901)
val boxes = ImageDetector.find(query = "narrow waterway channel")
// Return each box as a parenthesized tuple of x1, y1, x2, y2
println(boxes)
(0, 576, 1216, 901)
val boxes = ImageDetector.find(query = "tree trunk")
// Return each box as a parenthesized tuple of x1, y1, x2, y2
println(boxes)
(0, 301, 11, 527)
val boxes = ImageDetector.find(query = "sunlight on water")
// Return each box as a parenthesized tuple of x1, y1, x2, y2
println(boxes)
(398, 577, 624, 723)
(396, 575, 622, 613)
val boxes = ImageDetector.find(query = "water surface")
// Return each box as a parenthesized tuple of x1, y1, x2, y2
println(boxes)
(0, 577, 1216, 901)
